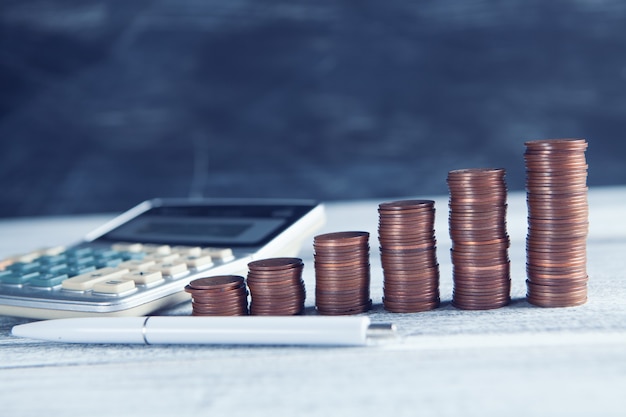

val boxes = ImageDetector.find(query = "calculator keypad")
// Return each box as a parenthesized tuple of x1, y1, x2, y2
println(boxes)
(0, 243, 233, 296)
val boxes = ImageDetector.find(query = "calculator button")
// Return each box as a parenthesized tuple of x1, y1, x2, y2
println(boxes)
(118, 259, 156, 271)
(111, 243, 144, 253)
(171, 246, 203, 256)
(47, 263, 68, 273)
(145, 253, 180, 263)
(142, 244, 171, 255)
(38, 254, 68, 265)
(95, 258, 123, 268)
(16, 252, 43, 263)
(183, 254, 213, 270)
(1, 271, 40, 285)
(94, 249, 120, 259)
(68, 256, 96, 267)
(202, 248, 234, 261)
(65, 247, 94, 258)
(8, 261, 41, 273)
(61, 267, 130, 291)
(39, 246, 66, 256)
(121, 270, 163, 285)
(64, 265, 97, 277)
(93, 279, 136, 294)
(119, 251, 146, 261)
(29, 273, 69, 288)
(149, 262, 188, 277)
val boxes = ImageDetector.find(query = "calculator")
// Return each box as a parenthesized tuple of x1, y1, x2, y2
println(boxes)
(0, 198, 325, 319)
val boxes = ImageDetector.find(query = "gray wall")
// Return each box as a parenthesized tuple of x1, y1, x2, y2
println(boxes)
(1, 0, 625, 217)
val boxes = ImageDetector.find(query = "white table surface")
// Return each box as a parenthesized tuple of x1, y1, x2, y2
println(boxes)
(1, 187, 625, 417)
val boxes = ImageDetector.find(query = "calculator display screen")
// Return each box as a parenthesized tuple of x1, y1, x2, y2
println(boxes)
(95, 202, 316, 248)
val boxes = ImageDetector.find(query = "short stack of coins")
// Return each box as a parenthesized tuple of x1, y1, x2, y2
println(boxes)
(524, 138, 589, 307)
(378, 200, 440, 312)
(185, 275, 249, 316)
(246, 258, 306, 315)
(313, 231, 372, 315)
(447, 168, 511, 310)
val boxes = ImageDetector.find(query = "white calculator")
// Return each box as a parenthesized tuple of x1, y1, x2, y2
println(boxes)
(0, 199, 325, 319)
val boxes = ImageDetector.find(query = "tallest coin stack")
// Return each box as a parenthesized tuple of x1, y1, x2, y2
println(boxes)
(524, 138, 589, 307)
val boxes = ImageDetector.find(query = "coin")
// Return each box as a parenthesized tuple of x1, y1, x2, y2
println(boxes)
(383, 298, 440, 313)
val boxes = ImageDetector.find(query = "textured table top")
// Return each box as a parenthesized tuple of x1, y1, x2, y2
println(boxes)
(1, 186, 625, 416)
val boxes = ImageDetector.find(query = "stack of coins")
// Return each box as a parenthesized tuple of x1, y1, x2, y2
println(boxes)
(378, 200, 440, 312)
(447, 168, 511, 310)
(246, 258, 306, 315)
(185, 275, 249, 316)
(314, 232, 372, 315)
(525, 138, 589, 307)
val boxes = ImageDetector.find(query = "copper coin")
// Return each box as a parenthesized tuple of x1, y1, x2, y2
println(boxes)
(314, 231, 369, 245)
(316, 299, 372, 315)
(383, 280, 440, 292)
(383, 298, 440, 313)
(379, 199, 435, 210)
(526, 295, 587, 308)
(192, 301, 248, 313)
(452, 298, 510, 310)
(247, 257, 303, 271)
(191, 301, 249, 313)
(383, 267, 441, 277)
(381, 253, 438, 265)
(187, 275, 245, 290)
(190, 285, 247, 300)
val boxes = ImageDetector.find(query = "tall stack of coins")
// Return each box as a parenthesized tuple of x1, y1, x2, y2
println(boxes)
(247, 258, 306, 315)
(185, 275, 249, 316)
(314, 232, 372, 315)
(378, 200, 440, 312)
(524, 138, 589, 307)
(447, 168, 511, 310)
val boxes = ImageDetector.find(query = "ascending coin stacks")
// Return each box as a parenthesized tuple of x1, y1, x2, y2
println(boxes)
(524, 138, 589, 307)
(447, 168, 511, 310)
(314, 232, 372, 315)
(378, 200, 440, 312)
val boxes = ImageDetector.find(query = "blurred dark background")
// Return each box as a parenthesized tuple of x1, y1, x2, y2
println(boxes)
(1, 0, 625, 218)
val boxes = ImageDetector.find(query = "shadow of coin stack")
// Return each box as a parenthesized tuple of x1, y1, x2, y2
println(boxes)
(447, 168, 511, 310)
(247, 258, 306, 315)
(185, 275, 249, 316)
(524, 138, 589, 307)
(378, 200, 440, 312)
(314, 232, 372, 315)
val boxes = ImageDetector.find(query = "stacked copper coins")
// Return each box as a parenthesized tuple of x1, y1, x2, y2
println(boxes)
(185, 275, 249, 316)
(246, 258, 306, 315)
(314, 232, 372, 315)
(525, 138, 589, 307)
(448, 168, 511, 310)
(378, 200, 440, 312)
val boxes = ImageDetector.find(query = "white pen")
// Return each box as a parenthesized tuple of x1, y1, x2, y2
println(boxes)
(12, 316, 396, 346)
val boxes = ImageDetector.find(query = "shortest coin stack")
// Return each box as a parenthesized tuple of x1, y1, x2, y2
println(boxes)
(378, 200, 440, 313)
(314, 232, 372, 315)
(247, 258, 306, 315)
(185, 275, 249, 316)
